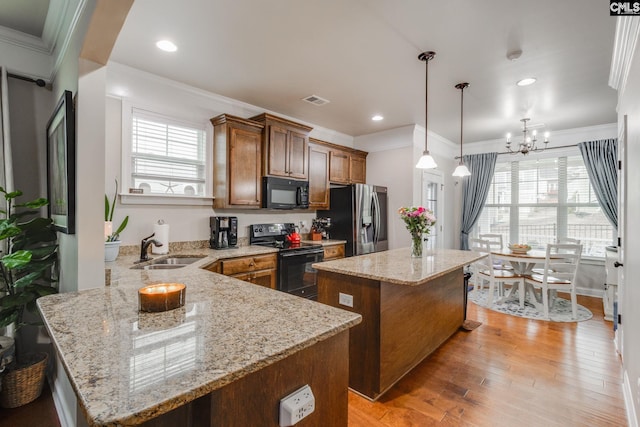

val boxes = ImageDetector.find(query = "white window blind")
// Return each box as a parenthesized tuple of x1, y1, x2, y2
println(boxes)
(131, 109, 206, 196)
(474, 154, 615, 258)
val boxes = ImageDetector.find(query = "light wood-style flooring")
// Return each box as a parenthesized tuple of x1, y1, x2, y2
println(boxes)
(1, 295, 625, 427)
(348, 294, 626, 426)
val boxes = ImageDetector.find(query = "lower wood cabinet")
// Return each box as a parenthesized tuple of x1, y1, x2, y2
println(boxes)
(323, 244, 345, 261)
(204, 253, 277, 289)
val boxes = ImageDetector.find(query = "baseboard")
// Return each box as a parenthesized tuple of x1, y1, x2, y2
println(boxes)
(575, 286, 603, 298)
(49, 356, 77, 427)
(623, 370, 639, 427)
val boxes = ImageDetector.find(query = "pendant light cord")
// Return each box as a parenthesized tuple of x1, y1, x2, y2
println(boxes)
(419, 52, 435, 154)
(455, 82, 469, 163)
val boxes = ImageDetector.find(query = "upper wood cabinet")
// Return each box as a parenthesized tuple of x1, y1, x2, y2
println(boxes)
(250, 113, 312, 180)
(308, 140, 330, 209)
(211, 114, 264, 209)
(312, 139, 368, 185)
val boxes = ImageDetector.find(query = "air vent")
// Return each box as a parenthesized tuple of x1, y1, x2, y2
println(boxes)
(302, 95, 330, 106)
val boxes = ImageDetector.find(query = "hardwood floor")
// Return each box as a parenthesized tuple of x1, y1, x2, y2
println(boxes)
(1, 295, 625, 427)
(348, 294, 626, 426)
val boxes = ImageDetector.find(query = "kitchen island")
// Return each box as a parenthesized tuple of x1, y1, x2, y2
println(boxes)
(314, 248, 485, 400)
(38, 248, 361, 426)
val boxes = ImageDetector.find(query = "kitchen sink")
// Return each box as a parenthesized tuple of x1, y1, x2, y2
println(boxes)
(132, 264, 188, 270)
(131, 255, 206, 270)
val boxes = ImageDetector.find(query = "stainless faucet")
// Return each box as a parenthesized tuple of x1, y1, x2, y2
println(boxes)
(140, 233, 163, 262)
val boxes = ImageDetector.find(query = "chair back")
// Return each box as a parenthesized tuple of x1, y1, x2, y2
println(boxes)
(469, 238, 494, 274)
(557, 237, 581, 245)
(543, 243, 582, 284)
(479, 234, 504, 250)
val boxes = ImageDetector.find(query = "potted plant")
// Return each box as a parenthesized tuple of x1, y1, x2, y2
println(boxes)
(105, 179, 128, 262)
(0, 187, 58, 408)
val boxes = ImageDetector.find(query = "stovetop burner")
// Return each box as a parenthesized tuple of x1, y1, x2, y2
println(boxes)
(249, 223, 322, 252)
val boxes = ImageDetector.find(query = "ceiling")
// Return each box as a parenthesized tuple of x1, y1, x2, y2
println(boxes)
(0, 0, 618, 145)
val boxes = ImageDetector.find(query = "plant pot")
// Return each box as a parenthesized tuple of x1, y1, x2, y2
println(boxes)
(0, 352, 48, 408)
(105, 240, 121, 262)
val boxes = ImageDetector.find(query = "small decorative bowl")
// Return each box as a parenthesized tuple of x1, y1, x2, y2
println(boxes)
(508, 244, 531, 254)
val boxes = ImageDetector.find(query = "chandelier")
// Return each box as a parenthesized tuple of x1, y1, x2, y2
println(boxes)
(505, 118, 550, 155)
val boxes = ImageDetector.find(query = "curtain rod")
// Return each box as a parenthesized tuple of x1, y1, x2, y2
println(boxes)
(454, 143, 580, 159)
(7, 72, 47, 88)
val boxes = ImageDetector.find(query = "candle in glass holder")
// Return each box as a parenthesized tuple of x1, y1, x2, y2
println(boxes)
(138, 283, 186, 312)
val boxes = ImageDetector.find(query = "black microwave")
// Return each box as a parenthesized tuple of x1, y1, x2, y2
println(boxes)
(262, 176, 309, 209)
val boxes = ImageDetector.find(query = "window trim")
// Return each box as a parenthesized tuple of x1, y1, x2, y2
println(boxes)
(120, 101, 214, 205)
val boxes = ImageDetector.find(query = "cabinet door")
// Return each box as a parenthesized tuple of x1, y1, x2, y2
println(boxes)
(323, 244, 345, 261)
(287, 130, 308, 179)
(229, 127, 262, 206)
(267, 125, 289, 177)
(308, 144, 330, 209)
(350, 154, 366, 184)
(329, 151, 350, 184)
(230, 269, 276, 289)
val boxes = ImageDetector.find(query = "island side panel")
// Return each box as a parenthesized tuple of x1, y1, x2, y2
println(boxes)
(317, 271, 381, 400)
(379, 268, 464, 392)
(207, 330, 349, 427)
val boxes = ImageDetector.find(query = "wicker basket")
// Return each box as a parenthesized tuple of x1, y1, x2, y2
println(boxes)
(0, 352, 48, 408)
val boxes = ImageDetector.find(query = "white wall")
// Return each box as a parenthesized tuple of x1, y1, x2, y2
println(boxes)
(105, 63, 356, 246)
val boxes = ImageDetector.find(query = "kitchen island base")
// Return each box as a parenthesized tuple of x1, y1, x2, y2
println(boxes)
(318, 268, 464, 401)
(137, 330, 349, 426)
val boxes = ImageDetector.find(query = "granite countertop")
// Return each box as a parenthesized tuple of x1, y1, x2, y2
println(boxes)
(38, 246, 361, 426)
(313, 248, 486, 286)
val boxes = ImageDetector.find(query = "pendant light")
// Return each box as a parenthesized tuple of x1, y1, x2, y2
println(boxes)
(452, 82, 471, 177)
(415, 51, 438, 169)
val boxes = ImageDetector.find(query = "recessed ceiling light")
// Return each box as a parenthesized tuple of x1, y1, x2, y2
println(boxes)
(517, 77, 537, 86)
(371, 115, 384, 121)
(156, 40, 177, 52)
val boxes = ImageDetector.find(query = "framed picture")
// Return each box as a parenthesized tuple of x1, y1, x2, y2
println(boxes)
(46, 90, 75, 234)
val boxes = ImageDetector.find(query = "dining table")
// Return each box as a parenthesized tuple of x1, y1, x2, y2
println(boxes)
(490, 248, 558, 308)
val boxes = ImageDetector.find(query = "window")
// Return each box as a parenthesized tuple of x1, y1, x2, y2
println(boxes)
(123, 107, 209, 202)
(474, 154, 615, 257)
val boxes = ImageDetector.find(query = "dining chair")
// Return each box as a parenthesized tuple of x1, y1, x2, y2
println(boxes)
(524, 243, 582, 319)
(479, 233, 513, 271)
(469, 238, 523, 307)
(532, 237, 582, 274)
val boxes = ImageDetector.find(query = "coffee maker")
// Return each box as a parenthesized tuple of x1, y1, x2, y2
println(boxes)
(210, 216, 238, 249)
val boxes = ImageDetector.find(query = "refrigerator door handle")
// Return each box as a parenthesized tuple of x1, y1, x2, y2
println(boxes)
(372, 192, 381, 244)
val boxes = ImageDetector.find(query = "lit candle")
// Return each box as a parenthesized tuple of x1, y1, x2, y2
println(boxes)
(138, 283, 186, 312)
(104, 221, 113, 239)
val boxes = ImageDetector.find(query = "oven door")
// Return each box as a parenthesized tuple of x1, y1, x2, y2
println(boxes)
(278, 249, 324, 300)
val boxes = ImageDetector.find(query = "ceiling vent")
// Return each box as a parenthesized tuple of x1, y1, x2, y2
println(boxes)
(302, 95, 330, 106)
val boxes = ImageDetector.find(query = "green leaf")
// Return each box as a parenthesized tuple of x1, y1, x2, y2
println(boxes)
(25, 283, 57, 297)
(105, 194, 110, 221)
(18, 217, 54, 231)
(1, 250, 32, 269)
(109, 179, 118, 221)
(0, 308, 19, 328)
(13, 271, 43, 289)
(0, 222, 21, 241)
(5, 190, 23, 200)
(26, 245, 58, 260)
(15, 198, 48, 209)
(0, 291, 36, 308)
(114, 216, 129, 237)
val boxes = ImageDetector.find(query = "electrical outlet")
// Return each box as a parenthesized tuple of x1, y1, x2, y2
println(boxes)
(339, 292, 353, 308)
(279, 384, 315, 426)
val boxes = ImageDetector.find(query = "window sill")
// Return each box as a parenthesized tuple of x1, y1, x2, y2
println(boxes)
(120, 193, 214, 206)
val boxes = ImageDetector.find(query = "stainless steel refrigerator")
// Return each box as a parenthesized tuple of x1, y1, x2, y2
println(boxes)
(318, 184, 388, 257)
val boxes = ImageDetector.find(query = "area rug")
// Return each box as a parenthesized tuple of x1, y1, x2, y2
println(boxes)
(468, 289, 593, 322)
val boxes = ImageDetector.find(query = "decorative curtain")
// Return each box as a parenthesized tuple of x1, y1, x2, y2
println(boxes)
(460, 152, 497, 250)
(578, 139, 618, 230)
(0, 67, 14, 195)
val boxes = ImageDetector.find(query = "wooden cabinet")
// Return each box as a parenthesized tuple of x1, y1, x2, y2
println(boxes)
(323, 243, 345, 261)
(311, 138, 368, 185)
(308, 140, 330, 209)
(211, 114, 264, 209)
(250, 113, 312, 179)
(206, 253, 278, 289)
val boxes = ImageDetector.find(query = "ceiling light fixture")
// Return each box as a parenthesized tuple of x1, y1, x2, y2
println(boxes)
(416, 51, 437, 169)
(452, 83, 471, 177)
(516, 77, 536, 86)
(505, 118, 550, 155)
(371, 115, 384, 121)
(156, 40, 177, 52)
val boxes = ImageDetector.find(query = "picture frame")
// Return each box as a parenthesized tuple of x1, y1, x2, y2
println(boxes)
(46, 90, 75, 234)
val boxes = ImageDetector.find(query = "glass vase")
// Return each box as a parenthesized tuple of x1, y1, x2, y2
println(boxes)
(411, 232, 423, 257)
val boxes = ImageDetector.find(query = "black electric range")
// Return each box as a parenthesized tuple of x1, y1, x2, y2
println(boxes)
(249, 223, 324, 299)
